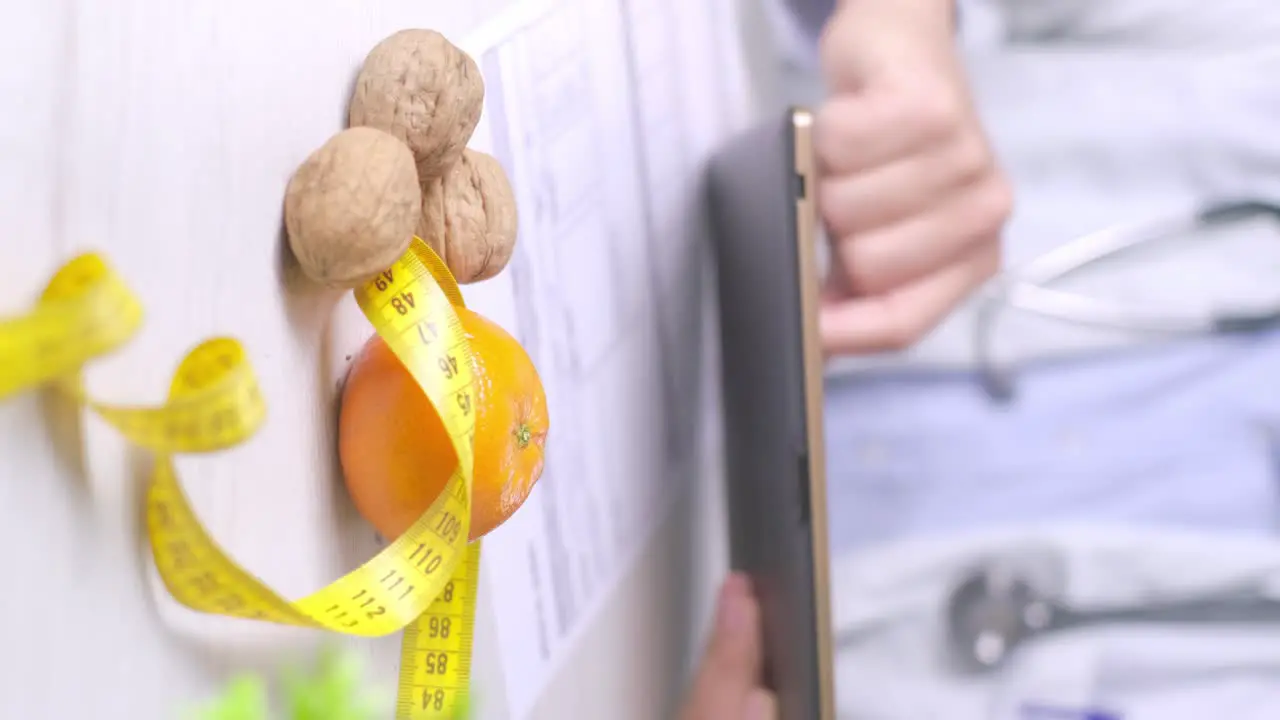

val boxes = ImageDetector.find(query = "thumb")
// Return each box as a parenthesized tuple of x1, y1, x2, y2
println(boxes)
(744, 688, 779, 720)
(702, 574, 762, 679)
(681, 574, 765, 718)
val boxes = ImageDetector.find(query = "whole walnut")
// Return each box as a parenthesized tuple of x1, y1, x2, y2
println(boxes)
(349, 29, 485, 181)
(284, 127, 421, 288)
(418, 149, 518, 284)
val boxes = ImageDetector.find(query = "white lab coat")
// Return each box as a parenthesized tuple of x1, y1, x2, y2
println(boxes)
(751, 1, 1280, 717)
(831, 526, 1280, 720)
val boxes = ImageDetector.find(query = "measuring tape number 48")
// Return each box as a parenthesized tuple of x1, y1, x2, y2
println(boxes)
(0, 238, 482, 719)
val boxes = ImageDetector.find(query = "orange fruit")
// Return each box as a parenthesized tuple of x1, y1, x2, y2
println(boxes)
(338, 307, 549, 542)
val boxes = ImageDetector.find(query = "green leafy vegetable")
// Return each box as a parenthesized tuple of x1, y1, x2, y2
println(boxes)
(282, 646, 387, 720)
(183, 645, 475, 719)
(185, 675, 270, 720)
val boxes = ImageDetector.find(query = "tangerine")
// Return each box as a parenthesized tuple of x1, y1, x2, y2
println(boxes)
(338, 307, 548, 542)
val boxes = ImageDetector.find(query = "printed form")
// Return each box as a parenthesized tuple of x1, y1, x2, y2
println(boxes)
(459, 0, 754, 715)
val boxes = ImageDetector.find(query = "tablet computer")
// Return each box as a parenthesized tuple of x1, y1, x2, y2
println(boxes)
(706, 107, 836, 720)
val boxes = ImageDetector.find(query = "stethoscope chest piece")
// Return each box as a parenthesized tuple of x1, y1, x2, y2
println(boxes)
(946, 565, 1054, 672)
(944, 560, 1280, 675)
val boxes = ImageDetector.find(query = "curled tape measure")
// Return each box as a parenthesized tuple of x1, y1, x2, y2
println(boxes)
(0, 238, 481, 719)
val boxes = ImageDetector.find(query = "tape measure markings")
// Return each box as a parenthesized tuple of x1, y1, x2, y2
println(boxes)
(1, 239, 484, 719)
(0, 253, 143, 399)
(399, 541, 482, 718)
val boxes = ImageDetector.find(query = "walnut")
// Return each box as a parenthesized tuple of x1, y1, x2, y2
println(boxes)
(417, 149, 518, 284)
(284, 127, 420, 288)
(348, 29, 485, 181)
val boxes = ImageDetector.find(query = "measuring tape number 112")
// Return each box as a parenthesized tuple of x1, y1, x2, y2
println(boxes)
(0, 237, 483, 719)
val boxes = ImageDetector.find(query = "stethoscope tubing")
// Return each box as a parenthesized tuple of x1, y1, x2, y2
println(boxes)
(975, 199, 1280, 401)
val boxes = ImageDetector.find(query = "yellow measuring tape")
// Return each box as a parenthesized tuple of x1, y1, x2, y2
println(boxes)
(0, 238, 481, 719)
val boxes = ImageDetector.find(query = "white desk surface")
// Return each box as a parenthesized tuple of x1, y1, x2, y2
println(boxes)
(1, 0, 757, 717)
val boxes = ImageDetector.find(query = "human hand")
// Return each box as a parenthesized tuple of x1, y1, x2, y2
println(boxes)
(814, 0, 1011, 355)
(678, 574, 777, 720)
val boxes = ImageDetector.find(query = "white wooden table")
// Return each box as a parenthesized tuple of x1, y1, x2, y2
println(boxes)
(1, 1, 759, 717)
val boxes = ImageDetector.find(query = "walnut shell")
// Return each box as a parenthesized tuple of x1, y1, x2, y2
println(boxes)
(348, 29, 485, 181)
(417, 149, 518, 284)
(284, 127, 421, 288)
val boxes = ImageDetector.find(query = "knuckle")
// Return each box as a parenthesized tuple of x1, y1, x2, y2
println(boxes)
(841, 248, 893, 296)
(904, 87, 964, 142)
(973, 174, 1014, 232)
(972, 243, 1003, 285)
(952, 136, 993, 182)
(878, 309, 925, 351)
(817, 183, 852, 235)
(861, 268, 900, 297)
(813, 101, 855, 167)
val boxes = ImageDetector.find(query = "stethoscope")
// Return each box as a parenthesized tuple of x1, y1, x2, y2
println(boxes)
(829, 556, 1280, 674)
(974, 199, 1280, 402)
(834, 200, 1280, 673)
(943, 561, 1280, 674)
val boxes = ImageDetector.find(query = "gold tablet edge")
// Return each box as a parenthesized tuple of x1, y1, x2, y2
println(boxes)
(790, 106, 836, 720)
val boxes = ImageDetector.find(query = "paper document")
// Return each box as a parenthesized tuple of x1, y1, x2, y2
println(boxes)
(462, 0, 753, 715)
